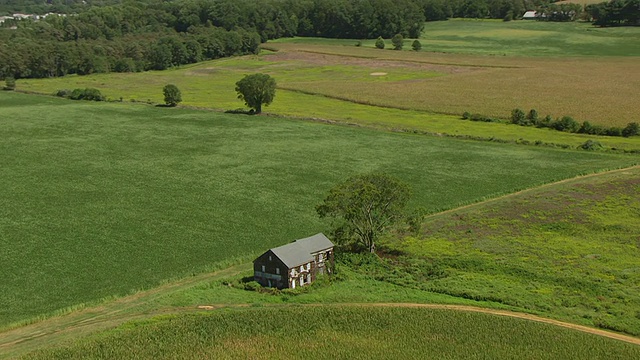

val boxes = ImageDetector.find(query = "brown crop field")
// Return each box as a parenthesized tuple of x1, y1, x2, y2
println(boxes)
(266, 42, 639, 127)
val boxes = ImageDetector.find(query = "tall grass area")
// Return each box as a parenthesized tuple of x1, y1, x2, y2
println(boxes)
(384, 167, 640, 335)
(0, 91, 637, 328)
(265, 43, 640, 130)
(24, 307, 640, 359)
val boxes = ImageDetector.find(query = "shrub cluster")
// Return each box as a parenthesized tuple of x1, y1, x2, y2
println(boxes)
(56, 88, 105, 101)
(579, 140, 604, 151)
(462, 112, 501, 123)
(510, 108, 639, 138)
(338, 252, 448, 290)
(3, 77, 16, 91)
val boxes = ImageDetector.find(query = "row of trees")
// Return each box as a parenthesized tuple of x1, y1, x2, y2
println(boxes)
(511, 108, 640, 137)
(374, 35, 422, 51)
(0, 0, 429, 79)
(3, 0, 637, 80)
(0, 26, 260, 79)
(1, 0, 547, 24)
(2, 0, 427, 40)
(422, 0, 640, 23)
(0, 0, 122, 16)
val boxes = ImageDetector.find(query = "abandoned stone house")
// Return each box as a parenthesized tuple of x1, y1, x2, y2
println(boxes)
(253, 233, 334, 289)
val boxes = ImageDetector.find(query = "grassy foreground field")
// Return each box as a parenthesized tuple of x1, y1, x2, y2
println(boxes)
(131, 167, 640, 336)
(23, 307, 640, 360)
(1, 91, 638, 330)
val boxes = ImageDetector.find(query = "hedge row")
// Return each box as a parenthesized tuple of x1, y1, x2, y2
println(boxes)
(510, 108, 639, 138)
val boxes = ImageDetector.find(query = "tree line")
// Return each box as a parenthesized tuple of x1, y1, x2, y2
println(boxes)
(0, 25, 260, 79)
(0, 0, 428, 79)
(2, 0, 638, 80)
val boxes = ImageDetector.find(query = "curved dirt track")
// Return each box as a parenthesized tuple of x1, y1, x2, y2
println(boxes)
(359, 303, 640, 346)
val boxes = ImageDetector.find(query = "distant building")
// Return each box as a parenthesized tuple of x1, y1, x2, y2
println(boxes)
(12, 13, 34, 20)
(523, 11, 538, 20)
(254, 233, 334, 289)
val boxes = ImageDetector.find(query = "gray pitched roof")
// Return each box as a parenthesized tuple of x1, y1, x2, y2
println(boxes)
(270, 233, 334, 268)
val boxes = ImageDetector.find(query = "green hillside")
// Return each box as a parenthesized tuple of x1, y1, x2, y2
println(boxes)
(1, 91, 637, 328)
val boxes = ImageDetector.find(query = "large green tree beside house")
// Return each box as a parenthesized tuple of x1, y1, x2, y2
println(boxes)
(316, 173, 412, 253)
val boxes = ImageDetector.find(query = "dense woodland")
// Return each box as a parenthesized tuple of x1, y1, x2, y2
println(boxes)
(586, 0, 640, 26)
(0, 0, 638, 79)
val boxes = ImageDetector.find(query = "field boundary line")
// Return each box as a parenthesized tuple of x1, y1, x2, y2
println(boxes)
(424, 165, 640, 220)
(290, 49, 524, 69)
(277, 86, 463, 116)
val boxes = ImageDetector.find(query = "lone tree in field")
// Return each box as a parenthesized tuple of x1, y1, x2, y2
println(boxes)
(375, 36, 385, 49)
(235, 73, 276, 114)
(316, 173, 411, 253)
(162, 84, 182, 107)
(412, 40, 422, 51)
(392, 33, 404, 50)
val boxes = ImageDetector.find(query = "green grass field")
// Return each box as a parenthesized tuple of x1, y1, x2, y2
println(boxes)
(23, 307, 640, 360)
(3, 18, 640, 358)
(125, 168, 640, 336)
(1, 91, 637, 329)
(16, 20, 640, 136)
(16, 51, 640, 149)
(275, 19, 640, 57)
(421, 19, 640, 57)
